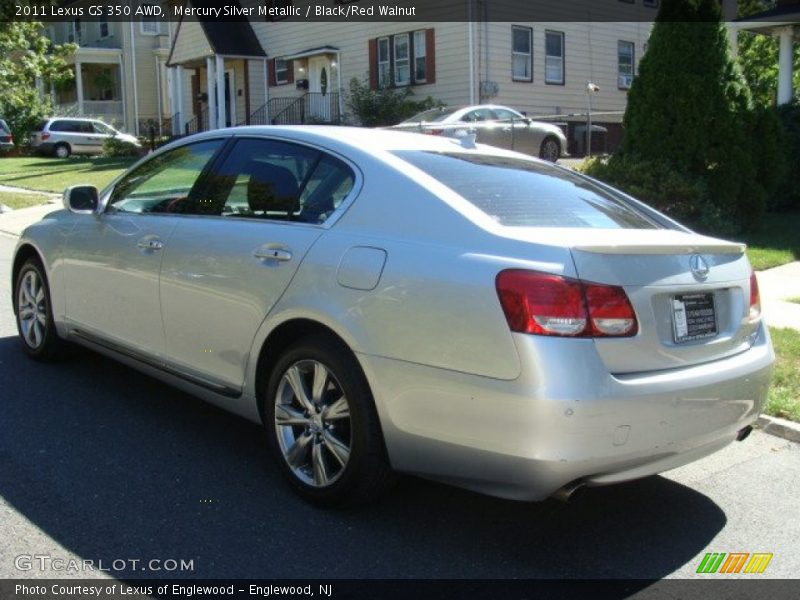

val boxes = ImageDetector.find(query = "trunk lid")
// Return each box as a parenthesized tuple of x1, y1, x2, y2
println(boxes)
(503, 228, 758, 374)
(569, 229, 756, 374)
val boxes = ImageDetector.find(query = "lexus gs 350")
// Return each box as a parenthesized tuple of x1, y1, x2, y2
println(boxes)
(12, 127, 773, 506)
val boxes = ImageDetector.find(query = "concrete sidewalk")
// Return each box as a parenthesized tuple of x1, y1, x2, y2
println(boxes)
(1, 198, 799, 332)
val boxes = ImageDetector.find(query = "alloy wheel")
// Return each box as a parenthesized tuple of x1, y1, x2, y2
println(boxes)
(17, 270, 47, 349)
(274, 359, 352, 487)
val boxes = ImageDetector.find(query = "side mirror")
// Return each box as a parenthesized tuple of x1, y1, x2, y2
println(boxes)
(64, 185, 99, 214)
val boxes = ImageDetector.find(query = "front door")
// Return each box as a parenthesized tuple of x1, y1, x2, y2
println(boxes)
(307, 56, 331, 122)
(158, 137, 355, 390)
(63, 138, 227, 356)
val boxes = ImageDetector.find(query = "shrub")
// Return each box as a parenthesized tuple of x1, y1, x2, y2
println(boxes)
(346, 76, 444, 127)
(773, 102, 800, 212)
(102, 136, 140, 157)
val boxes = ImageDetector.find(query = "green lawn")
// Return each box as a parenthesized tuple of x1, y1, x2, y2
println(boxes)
(0, 190, 52, 210)
(766, 327, 800, 423)
(0, 156, 136, 194)
(733, 212, 800, 272)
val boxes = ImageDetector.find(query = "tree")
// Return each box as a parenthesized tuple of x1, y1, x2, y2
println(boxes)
(737, 0, 800, 108)
(0, 19, 75, 145)
(615, 0, 770, 232)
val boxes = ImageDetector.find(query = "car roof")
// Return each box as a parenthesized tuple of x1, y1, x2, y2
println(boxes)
(172, 125, 537, 156)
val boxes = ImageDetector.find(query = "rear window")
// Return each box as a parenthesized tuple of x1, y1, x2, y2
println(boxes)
(33, 120, 48, 132)
(400, 107, 459, 124)
(0, 120, 9, 133)
(394, 151, 659, 229)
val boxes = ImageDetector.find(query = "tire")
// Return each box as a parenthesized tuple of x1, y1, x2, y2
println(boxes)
(539, 136, 560, 162)
(13, 258, 66, 361)
(264, 335, 394, 507)
(54, 143, 70, 159)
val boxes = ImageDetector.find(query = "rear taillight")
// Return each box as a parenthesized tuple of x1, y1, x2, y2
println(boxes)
(41, 133, 50, 141)
(8, 135, 12, 143)
(749, 270, 761, 320)
(495, 269, 638, 338)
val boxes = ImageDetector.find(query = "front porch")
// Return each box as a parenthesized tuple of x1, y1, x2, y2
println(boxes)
(52, 48, 126, 127)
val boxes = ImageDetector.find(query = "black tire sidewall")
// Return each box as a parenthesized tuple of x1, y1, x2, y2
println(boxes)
(14, 259, 60, 360)
(263, 336, 383, 506)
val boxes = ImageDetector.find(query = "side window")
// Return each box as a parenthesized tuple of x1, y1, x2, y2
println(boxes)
(48, 121, 67, 132)
(462, 108, 494, 122)
(107, 140, 225, 214)
(80, 122, 95, 134)
(493, 108, 521, 121)
(93, 122, 113, 134)
(210, 138, 354, 224)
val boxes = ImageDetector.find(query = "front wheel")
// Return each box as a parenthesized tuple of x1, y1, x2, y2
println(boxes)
(539, 137, 560, 162)
(264, 335, 394, 507)
(14, 258, 65, 361)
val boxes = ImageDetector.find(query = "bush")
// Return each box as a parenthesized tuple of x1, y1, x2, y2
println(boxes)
(773, 102, 800, 212)
(102, 136, 140, 157)
(346, 76, 444, 127)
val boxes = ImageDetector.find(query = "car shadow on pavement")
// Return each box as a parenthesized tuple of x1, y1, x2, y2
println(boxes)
(0, 336, 726, 582)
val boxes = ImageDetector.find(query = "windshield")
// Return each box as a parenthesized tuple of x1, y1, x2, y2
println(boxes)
(394, 151, 659, 229)
(400, 107, 460, 124)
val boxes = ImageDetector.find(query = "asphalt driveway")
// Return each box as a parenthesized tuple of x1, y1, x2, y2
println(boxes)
(0, 233, 798, 583)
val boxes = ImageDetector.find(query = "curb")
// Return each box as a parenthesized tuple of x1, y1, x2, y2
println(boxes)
(756, 415, 800, 444)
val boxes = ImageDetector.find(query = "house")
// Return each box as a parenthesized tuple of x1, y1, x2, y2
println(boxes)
(42, 1, 174, 135)
(165, 0, 659, 153)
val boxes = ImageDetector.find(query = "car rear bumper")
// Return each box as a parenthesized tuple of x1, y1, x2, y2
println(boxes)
(359, 322, 773, 500)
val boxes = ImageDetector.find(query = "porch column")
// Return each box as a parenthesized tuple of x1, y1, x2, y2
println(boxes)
(216, 54, 226, 128)
(75, 61, 84, 116)
(206, 56, 217, 130)
(175, 65, 185, 134)
(263, 58, 270, 123)
(777, 26, 795, 105)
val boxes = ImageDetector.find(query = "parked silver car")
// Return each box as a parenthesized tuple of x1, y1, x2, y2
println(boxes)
(30, 117, 141, 158)
(390, 104, 568, 161)
(12, 127, 773, 507)
(0, 119, 13, 153)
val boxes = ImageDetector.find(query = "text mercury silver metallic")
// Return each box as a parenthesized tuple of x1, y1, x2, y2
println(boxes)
(12, 127, 774, 506)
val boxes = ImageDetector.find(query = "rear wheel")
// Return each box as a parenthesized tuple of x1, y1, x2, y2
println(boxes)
(14, 258, 65, 361)
(264, 335, 394, 507)
(54, 143, 70, 159)
(539, 137, 560, 162)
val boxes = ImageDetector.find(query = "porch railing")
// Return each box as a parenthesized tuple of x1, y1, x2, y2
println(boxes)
(249, 93, 341, 126)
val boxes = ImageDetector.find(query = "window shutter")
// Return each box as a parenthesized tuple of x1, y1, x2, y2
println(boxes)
(287, 60, 295, 84)
(425, 28, 436, 84)
(368, 38, 378, 90)
(268, 59, 277, 87)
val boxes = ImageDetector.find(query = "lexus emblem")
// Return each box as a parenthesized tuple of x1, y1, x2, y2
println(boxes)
(690, 254, 710, 280)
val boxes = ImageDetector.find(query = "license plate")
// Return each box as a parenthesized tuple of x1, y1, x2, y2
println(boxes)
(672, 293, 717, 343)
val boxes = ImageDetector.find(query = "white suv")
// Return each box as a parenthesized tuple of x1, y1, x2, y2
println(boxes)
(30, 118, 141, 158)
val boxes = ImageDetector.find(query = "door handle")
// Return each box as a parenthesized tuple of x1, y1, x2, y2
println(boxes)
(137, 238, 164, 251)
(254, 246, 292, 262)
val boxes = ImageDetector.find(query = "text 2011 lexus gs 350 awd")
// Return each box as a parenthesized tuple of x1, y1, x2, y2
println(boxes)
(12, 127, 773, 506)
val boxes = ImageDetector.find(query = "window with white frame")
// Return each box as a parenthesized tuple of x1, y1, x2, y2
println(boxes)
(544, 30, 564, 85)
(99, 20, 110, 38)
(618, 41, 635, 89)
(512, 25, 532, 82)
(414, 30, 427, 83)
(140, 7, 160, 35)
(275, 58, 289, 85)
(68, 19, 81, 43)
(393, 33, 410, 86)
(377, 37, 390, 86)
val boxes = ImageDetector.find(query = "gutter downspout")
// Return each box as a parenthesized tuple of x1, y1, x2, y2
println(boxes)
(467, 2, 475, 104)
(336, 50, 343, 123)
(129, 21, 140, 136)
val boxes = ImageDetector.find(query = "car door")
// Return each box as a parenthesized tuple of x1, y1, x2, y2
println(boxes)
(461, 108, 506, 148)
(492, 107, 537, 154)
(62, 138, 227, 357)
(90, 121, 114, 153)
(158, 137, 356, 392)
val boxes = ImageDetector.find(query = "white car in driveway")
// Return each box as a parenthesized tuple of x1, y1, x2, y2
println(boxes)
(12, 126, 773, 506)
(30, 117, 141, 158)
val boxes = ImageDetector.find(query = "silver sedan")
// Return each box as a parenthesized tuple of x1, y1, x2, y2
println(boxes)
(390, 104, 568, 161)
(12, 126, 773, 507)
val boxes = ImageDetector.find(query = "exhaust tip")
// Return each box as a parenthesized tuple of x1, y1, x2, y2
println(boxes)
(552, 480, 585, 503)
(736, 425, 753, 442)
